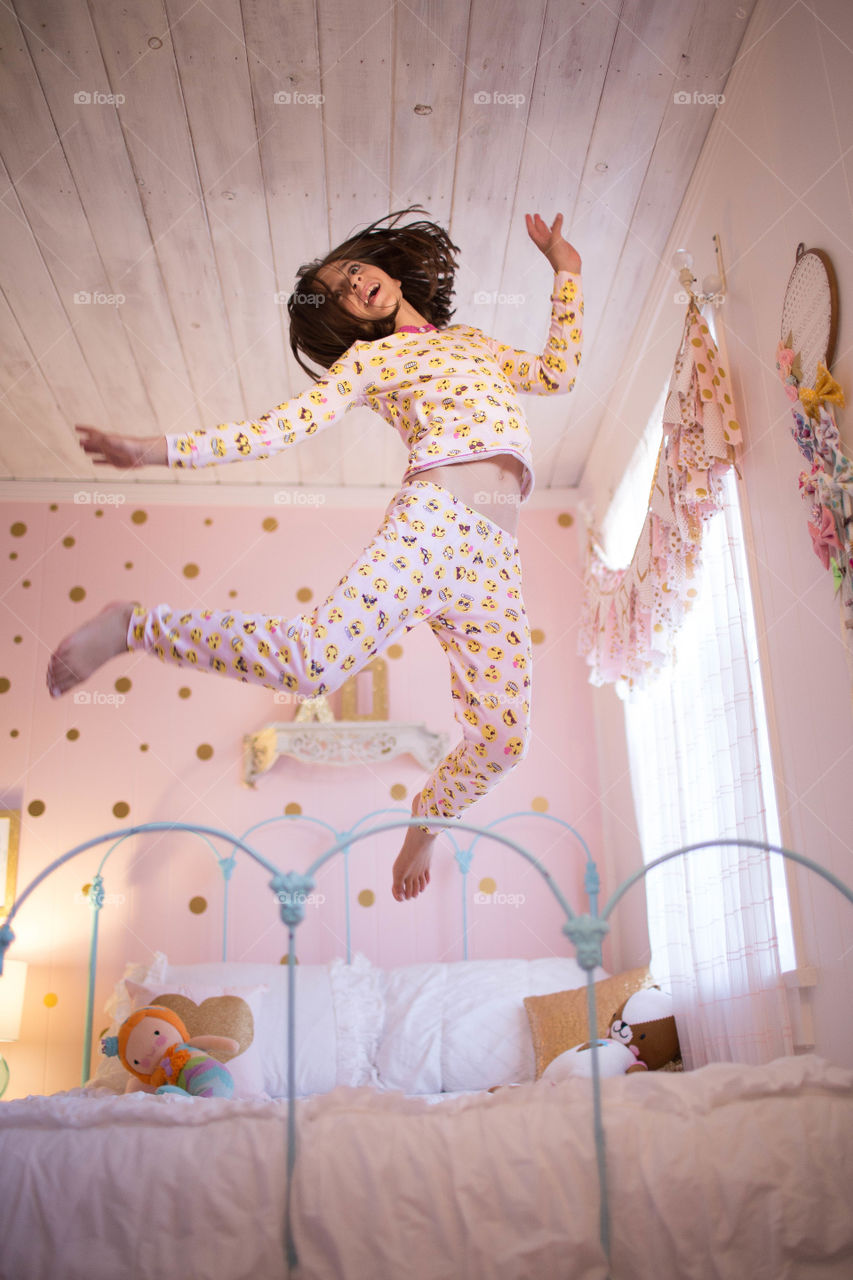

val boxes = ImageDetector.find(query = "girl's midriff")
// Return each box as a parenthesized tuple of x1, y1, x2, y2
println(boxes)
(415, 453, 525, 536)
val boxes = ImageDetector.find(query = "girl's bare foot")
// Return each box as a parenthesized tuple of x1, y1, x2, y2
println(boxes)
(391, 793, 440, 902)
(46, 600, 136, 698)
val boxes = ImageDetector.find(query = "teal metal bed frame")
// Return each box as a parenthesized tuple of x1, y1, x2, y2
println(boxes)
(2, 809, 850, 1277)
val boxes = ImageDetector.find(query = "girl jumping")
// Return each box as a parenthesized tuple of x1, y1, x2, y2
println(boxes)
(46, 208, 583, 903)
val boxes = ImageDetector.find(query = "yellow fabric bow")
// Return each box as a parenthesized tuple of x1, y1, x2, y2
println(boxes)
(799, 363, 846, 420)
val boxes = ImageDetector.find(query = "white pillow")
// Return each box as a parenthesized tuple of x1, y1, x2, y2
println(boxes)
(441, 957, 599, 1091)
(162, 959, 338, 1097)
(375, 964, 446, 1095)
(376, 957, 599, 1094)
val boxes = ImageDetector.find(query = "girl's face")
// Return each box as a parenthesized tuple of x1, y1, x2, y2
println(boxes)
(317, 259, 403, 320)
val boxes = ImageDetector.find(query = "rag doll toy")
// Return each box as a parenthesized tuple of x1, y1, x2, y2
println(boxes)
(102, 1004, 238, 1097)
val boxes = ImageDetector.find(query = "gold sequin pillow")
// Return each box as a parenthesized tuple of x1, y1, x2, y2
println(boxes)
(524, 968, 653, 1079)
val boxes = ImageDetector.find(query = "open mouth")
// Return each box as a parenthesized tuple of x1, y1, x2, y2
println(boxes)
(364, 282, 380, 305)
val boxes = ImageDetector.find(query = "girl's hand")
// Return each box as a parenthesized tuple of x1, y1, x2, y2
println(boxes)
(525, 212, 581, 274)
(75, 425, 167, 468)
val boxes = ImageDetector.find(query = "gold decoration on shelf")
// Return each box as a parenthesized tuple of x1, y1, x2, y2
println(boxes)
(294, 695, 335, 723)
(340, 657, 388, 721)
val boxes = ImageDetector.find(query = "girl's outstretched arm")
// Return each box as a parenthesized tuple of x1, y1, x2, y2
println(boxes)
(76, 345, 369, 472)
(473, 211, 583, 396)
(166, 347, 369, 469)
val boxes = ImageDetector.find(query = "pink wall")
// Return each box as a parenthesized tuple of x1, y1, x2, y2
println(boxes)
(582, 0, 853, 1066)
(0, 492, 603, 1096)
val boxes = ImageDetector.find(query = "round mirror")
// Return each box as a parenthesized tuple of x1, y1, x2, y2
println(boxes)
(780, 244, 839, 389)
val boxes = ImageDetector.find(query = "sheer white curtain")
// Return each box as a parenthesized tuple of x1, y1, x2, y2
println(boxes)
(623, 467, 794, 1067)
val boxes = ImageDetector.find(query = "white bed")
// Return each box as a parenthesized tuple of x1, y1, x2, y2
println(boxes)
(2, 818, 853, 1279)
(1, 1055, 851, 1279)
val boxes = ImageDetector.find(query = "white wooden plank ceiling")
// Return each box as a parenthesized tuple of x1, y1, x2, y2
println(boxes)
(0, 0, 756, 493)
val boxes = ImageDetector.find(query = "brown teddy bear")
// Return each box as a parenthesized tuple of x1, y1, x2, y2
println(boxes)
(608, 987, 681, 1071)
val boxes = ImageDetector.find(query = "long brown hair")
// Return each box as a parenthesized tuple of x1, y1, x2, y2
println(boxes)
(287, 206, 460, 380)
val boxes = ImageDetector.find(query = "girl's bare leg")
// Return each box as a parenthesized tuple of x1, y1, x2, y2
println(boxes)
(391, 792, 440, 902)
(46, 601, 135, 698)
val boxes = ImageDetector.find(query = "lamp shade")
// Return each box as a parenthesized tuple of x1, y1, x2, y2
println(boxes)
(0, 959, 28, 1041)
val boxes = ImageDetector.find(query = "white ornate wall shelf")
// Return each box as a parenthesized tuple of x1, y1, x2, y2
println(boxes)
(242, 722, 450, 788)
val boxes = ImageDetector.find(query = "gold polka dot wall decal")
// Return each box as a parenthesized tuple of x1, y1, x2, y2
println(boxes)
(204, 518, 213, 526)
(531, 796, 549, 812)
(262, 517, 278, 532)
(9, 553, 17, 560)
(280, 954, 300, 965)
(183, 563, 200, 579)
(113, 802, 130, 819)
(124, 561, 133, 570)
(63, 536, 75, 548)
(43, 993, 58, 1008)
(115, 677, 131, 694)
(196, 744, 214, 760)
(557, 512, 574, 527)
(296, 587, 312, 603)
(50, 503, 58, 511)
(140, 743, 149, 751)
(10, 522, 26, 537)
(178, 687, 192, 699)
(0, 678, 9, 694)
(387, 643, 403, 659)
(131, 510, 147, 525)
(228, 589, 238, 598)
(95, 509, 104, 518)
(28, 799, 45, 817)
(284, 802, 302, 815)
(478, 877, 497, 896)
(69, 586, 86, 602)
(14, 636, 22, 644)
(358, 889, 375, 908)
(66, 728, 79, 741)
(390, 783, 407, 801)
(531, 628, 545, 645)
(22, 579, 30, 588)
(10, 729, 19, 738)
(189, 896, 207, 914)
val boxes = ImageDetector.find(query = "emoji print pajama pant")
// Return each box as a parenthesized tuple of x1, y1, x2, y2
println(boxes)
(127, 478, 532, 825)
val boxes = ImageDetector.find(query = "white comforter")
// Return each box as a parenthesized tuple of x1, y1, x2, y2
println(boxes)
(1, 1055, 851, 1280)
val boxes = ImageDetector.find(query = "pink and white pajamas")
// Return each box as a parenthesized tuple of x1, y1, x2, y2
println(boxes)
(127, 269, 584, 824)
(128, 479, 532, 824)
